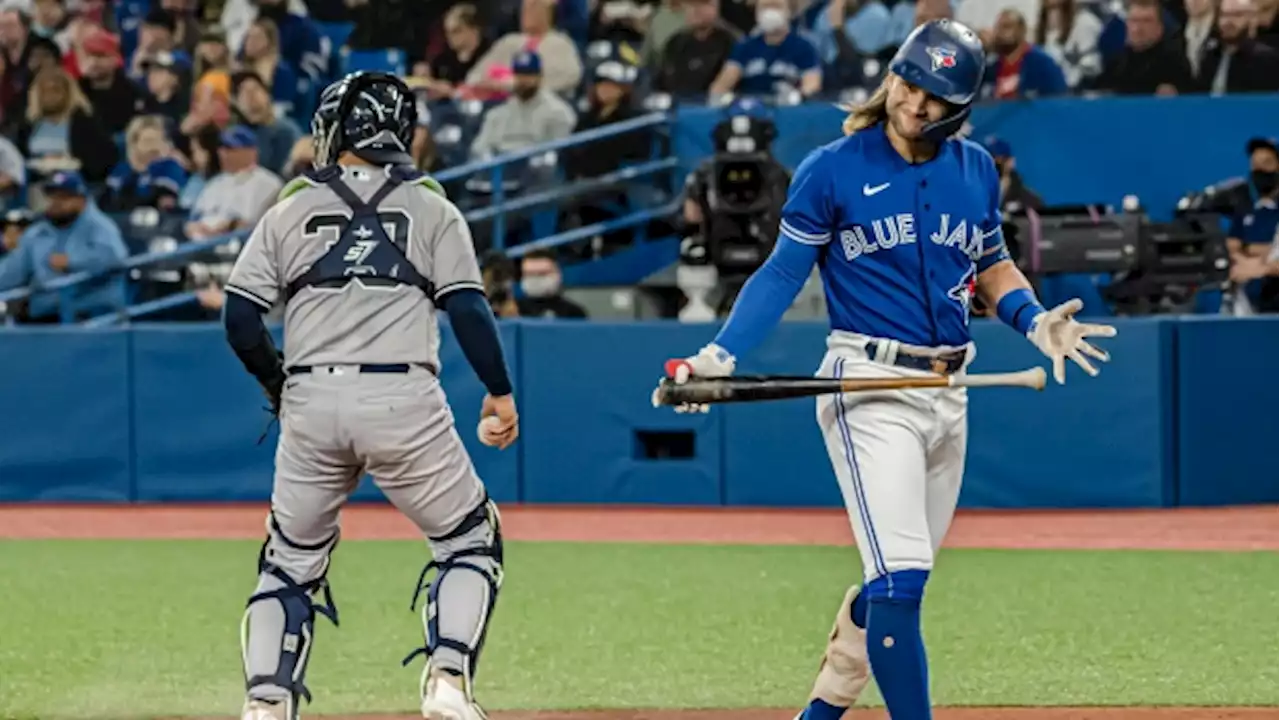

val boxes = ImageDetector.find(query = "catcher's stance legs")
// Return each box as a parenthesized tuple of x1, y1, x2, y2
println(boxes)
(240, 368, 502, 720)
(801, 337, 968, 720)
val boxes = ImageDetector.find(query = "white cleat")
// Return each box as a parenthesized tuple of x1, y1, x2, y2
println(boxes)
(421, 673, 487, 720)
(241, 698, 292, 720)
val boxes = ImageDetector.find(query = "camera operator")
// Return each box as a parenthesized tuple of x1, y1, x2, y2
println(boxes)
(676, 98, 791, 320)
(1224, 137, 1279, 315)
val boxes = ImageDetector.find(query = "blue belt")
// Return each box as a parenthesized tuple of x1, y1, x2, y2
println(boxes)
(863, 341, 966, 375)
(286, 363, 413, 376)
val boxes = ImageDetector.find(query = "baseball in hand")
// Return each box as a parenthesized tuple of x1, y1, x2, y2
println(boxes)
(477, 416, 503, 446)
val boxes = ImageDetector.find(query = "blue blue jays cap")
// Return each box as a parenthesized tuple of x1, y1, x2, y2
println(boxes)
(219, 125, 257, 149)
(45, 170, 87, 195)
(890, 19, 985, 107)
(982, 135, 1012, 159)
(512, 50, 542, 75)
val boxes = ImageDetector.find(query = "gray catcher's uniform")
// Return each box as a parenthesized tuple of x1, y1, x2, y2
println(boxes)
(226, 163, 503, 714)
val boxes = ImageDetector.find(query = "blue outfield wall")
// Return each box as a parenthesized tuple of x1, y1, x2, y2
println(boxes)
(0, 318, 1273, 507)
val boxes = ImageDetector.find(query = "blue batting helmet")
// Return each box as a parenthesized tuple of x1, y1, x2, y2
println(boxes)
(888, 19, 985, 140)
(311, 71, 418, 168)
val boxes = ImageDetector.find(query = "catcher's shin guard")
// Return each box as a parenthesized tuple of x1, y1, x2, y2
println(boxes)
(809, 583, 871, 708)
(403, 499, 504, 705)
(241, 517, 340, 719)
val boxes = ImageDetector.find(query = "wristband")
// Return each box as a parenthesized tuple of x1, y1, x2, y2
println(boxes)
(995, 288, 1045, 336)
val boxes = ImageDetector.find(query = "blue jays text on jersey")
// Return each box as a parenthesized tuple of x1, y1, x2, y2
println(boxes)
(778, 123, 1008, 348)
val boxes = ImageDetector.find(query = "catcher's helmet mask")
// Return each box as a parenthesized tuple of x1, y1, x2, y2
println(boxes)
(886, 19, 984, 141)
(312, 71, 418, 169)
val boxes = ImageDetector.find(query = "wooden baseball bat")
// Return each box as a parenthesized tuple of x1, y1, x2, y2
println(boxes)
(653, 367, 1047, 406)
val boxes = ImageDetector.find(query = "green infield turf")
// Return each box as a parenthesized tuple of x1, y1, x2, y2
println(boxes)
(0, 540, 1274, 718)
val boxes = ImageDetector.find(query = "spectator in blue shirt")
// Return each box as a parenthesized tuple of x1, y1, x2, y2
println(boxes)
(102, 115, 189, 213)
(231, 69, 301, 175)
(0, 171, 128, 322)
(709, 0, 822, 97)
(983, 9, 1069, 98)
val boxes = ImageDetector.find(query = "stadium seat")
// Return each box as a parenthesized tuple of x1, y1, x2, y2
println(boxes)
(341, 47, 407, 76)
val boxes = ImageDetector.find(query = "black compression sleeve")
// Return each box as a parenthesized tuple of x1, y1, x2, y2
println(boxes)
(223, 292, 284, 389)
(440, 288, 514, 396)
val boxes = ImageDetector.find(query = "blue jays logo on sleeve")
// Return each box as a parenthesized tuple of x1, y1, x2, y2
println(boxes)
(927, 46, 956, 71)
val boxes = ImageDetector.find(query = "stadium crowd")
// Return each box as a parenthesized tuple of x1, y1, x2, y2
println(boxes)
(0, 0, 1273, 323)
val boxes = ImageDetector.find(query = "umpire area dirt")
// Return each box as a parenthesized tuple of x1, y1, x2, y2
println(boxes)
(4, 504, 1276, 720)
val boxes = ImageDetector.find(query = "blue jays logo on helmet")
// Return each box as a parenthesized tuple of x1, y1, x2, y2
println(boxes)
(888, 19, 985, 140)
(311, 71, 418, 168)
(927, 46, 957, 72)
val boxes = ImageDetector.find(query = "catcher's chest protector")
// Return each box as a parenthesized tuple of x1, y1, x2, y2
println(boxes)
(285, 167, 435, 302)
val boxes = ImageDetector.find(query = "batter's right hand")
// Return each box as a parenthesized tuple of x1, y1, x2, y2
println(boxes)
(480, 394, 519, 449)
(653, 343, 736, 414)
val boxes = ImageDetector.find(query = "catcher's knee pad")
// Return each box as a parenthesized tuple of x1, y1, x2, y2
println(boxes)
(402, 498, 503, 699)
(810, 583, 871, 707)
(241, 514, 341, 719)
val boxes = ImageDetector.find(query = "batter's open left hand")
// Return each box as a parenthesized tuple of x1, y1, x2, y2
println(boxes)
(1027, 298, 1117, 385)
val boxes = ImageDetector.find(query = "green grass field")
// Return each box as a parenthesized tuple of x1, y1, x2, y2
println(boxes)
(0, 540, 1275, 718)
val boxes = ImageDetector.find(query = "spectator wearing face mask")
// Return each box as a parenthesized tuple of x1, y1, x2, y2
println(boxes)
(469, 51, 576, 160)
(652, 0, 741, 97)
(102, 115, 188, 213)
(76, 29, 144, 137)
(29, 0, 70, 46)
(517, 249, 587, 318)
(1095, 0, 1193, 95)
(1225, 137, 1279, 315)
(709, 0, 822, 98)
(231, 69, 300, 174)
(1036, 0, 1103, 88)
(0, 170, 127, 323)
(982, 9, 1068, 99)
(1196, 0, 1279, 94)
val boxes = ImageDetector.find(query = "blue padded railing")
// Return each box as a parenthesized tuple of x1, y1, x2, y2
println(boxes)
(21, 112, 677, 326)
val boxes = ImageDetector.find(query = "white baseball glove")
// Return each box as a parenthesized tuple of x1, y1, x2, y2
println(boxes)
(652, 343, 736, 413)
(1027, 298, 1117, 385)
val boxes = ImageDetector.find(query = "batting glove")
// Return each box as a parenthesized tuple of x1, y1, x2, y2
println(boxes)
(1027, 298, 1117, 385)
(654, 343, 736, 413)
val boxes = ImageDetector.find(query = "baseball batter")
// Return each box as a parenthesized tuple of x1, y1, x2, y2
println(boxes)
(222, 71, 516, 720)
(659, 21, 1116, 720)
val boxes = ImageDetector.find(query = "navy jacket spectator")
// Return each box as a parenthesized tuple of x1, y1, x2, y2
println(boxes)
(0, 171, 128, 321)
(1095, 0, 1193, 94)
(252, 0, 328, 85)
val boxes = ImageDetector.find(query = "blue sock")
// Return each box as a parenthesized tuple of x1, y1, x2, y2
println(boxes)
(865, 570, 932, 720)
(800, 699, 846, 720)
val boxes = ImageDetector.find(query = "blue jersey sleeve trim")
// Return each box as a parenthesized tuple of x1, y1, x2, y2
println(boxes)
(780, 218, 831, 245)
(712, 236, 821, 357)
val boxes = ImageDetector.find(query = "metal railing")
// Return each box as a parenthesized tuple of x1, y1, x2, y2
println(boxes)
(14, 111, 677, 326)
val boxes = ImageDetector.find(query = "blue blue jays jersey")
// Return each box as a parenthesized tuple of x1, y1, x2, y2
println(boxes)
(779, 123, 1007, 347)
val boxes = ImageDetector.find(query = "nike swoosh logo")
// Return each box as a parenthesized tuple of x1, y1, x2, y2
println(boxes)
(863, 182, 891, 196)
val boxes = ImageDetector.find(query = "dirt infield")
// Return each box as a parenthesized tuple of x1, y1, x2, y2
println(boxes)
(0, 504, 1275, 551)
(7, 503, 1277, 719)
